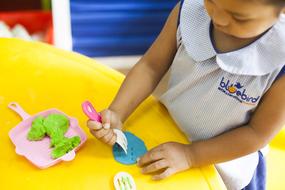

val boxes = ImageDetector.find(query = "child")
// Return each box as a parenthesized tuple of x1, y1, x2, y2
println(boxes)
(87, 0, 285, 189)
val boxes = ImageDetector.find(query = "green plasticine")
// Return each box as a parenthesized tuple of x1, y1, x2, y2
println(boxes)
(44, 114, 69, 137)
(50, 129, 64, 148)
(51, 136, 81, 159)
(27, 116, 46, 141)
(27, 114, 81, 159)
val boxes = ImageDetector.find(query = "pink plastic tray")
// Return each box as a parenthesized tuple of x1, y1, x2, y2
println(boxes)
(8, 102, 87, 169)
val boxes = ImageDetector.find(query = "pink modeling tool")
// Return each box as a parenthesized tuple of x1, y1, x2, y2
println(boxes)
(81, 101, 102, 123)
(82, 101, 128, 154)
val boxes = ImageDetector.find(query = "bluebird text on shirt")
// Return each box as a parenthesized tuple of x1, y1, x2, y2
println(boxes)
(218, 77, 260, 105)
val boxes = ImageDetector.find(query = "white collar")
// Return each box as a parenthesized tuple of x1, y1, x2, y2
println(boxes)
(180, 0, 285, 76)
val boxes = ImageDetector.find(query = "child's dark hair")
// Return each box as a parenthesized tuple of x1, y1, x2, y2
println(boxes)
(264, 0, 285, 6)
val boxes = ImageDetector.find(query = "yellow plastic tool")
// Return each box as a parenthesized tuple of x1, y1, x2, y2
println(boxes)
(0, 38, 227, 189)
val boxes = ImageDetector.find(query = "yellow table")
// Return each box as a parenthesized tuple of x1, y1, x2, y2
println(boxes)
(0, 38, 226, 189)
(267, 130, 285, 189)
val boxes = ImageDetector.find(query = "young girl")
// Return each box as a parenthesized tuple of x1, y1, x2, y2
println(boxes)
(87, 0, 285, 189)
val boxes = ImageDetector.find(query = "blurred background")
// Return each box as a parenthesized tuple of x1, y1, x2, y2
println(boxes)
(0, 0, 177, 74)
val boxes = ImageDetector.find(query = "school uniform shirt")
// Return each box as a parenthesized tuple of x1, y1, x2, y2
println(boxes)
(159, 0, 285, 189)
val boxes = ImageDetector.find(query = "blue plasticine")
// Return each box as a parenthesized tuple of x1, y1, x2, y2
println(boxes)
(113, 132, 147, 165)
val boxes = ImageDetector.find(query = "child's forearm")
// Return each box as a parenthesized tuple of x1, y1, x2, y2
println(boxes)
(108, 3, 179, 123)
(188, 125, 264, 167)
(109, 60, 164, 122)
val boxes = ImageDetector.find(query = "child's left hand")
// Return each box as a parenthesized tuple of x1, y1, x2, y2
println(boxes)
(137, 142, 192, 180)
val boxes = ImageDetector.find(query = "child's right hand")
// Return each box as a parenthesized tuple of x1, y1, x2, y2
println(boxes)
(86, 109, 123, 146)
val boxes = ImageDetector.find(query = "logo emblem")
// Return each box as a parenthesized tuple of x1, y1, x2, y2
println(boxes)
(218, 77, 260, 105)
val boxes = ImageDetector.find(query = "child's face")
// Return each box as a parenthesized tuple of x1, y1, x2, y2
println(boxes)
(204, 0, 284, 38)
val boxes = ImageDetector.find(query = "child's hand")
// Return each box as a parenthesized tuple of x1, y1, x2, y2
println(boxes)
(86, 109, 123, 146)
(137, 142, 192, 180)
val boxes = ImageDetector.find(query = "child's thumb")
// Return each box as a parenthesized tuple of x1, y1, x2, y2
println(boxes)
(101, 109, 111, 129)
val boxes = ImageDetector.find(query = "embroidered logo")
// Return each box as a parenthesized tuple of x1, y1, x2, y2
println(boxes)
(218, 77, 260, 105)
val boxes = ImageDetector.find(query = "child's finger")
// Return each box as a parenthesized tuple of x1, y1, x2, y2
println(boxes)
(101, 110, 111, 129)
(103, 123, 110, 129)
(106, 134, 117, 146)
(89, 129, 100, 139)
(138, 148, 164, 167)
(87, 120, 102, 130)
(141, 159, 169, 174)
(90, 129, 115, 146)
(152, 168, 174, 181)
(91, 128, 111, 139)
(101, 129, 114, 143)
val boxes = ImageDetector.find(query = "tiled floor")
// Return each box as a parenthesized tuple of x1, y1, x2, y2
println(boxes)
(94, 56, 169, 98)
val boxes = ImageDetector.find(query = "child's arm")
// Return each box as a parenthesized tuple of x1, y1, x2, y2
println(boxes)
(138, 76, 285, 180)
(87, 3, 180, 144)
(108, 3, 180, 122)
